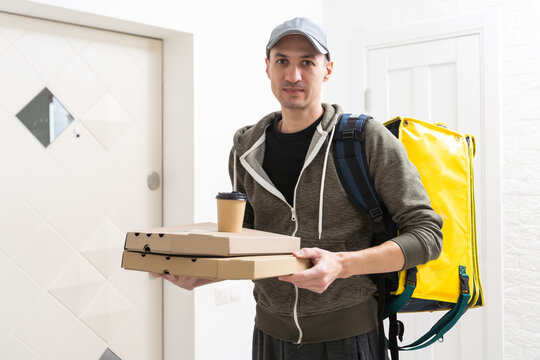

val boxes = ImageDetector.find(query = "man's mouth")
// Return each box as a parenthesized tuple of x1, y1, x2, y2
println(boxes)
(283, 87, 304, 93)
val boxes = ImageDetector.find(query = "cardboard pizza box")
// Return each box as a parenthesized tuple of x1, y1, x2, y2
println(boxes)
(124, 222, 301, 256)
(121, 250, 311, 280)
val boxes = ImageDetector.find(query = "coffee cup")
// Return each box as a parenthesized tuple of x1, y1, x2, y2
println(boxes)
(216, 191, 247, 232)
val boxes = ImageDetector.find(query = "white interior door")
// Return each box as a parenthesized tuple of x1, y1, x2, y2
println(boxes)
(0, 12, 162, 360)
(367, 35, 486, 359)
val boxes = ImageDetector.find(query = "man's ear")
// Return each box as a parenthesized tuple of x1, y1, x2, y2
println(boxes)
(265, 57, 271, 79)
(323, 61, 333, 82)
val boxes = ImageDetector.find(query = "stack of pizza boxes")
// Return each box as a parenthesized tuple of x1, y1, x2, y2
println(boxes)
(121, 222, 310, 280)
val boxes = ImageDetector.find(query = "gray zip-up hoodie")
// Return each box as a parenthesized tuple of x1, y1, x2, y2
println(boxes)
(229, 103, 443, 344)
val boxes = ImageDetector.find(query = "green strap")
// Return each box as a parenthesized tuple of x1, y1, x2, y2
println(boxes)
(385, 267, 417, 318)
(399, 292, 471, 350)
(385, 283, 415, 318)
(399, 266, 471, 351)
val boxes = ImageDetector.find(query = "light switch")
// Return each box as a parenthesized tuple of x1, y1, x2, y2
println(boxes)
(215, 287, 231, 306)
(231, 286, 242, 301)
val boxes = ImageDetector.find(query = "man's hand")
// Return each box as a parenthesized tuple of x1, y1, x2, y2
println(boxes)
(278, 241, 405, 294)
(151, 273, 220, 290)
(278, 248, 343, 294)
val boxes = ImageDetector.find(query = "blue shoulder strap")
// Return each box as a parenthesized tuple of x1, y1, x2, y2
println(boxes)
(333, 113, 399, 360)
(333, 113, 385, 231)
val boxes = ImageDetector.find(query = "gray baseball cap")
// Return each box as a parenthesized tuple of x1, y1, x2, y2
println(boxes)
(266, 17, 330, 60)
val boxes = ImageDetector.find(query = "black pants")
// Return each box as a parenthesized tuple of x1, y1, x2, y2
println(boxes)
(252, 327, 389, 360)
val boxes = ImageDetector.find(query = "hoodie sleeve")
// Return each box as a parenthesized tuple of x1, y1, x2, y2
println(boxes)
(364, 119, 443, 270)
(228, 147, 255, 229)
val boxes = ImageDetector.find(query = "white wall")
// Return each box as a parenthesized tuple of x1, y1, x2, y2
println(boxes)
(322, 1, 540, 359)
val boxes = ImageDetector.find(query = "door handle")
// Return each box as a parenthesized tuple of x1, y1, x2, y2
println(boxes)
(147, 171, 160, 190)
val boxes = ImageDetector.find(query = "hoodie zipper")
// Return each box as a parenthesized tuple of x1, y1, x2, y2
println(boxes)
(288, 129, 329, 344)
(238, 123, 331, 345)
(290, 207, 297, 222)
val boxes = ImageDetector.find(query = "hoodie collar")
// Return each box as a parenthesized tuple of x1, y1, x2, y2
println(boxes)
(233, 103, 343, 157)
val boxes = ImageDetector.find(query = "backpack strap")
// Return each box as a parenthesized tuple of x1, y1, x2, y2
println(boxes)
(385, 267, 418, 318)
(334, 113, 399, 360)
(333, 114, 388, 242)
(398, 265, 472, 351)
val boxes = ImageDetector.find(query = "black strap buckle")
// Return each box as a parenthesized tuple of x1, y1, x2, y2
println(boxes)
(368, 207, 384, 223)
(335, 128, 365, 142)
(406, 267, 418, 286)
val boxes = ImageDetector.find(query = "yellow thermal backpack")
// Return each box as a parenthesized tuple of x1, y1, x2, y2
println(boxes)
(333, 114, 484, 360)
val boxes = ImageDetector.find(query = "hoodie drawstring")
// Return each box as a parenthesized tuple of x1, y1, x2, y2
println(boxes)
(318, 125, 336, 240)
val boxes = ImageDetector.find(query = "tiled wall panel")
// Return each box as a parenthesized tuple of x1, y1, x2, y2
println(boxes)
(0, 11, 163, 360)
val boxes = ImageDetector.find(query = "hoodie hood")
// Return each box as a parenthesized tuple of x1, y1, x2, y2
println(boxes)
(233, 103, 342, 157)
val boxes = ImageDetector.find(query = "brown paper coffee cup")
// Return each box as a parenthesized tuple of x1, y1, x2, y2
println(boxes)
(216, 192, 247, 232)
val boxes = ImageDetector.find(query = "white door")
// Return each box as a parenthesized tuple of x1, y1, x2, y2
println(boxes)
(367, 35, 486, 359)
(0, 12, 162, 360)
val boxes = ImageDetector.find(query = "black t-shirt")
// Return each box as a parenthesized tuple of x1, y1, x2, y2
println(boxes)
(263, 115, 323, 206)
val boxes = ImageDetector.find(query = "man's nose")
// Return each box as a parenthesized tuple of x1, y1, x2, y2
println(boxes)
(285, 66, 302, 83)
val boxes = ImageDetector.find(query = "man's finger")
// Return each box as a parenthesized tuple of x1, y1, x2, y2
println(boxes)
(293, 247, 322, 258)
(279, 266, 323, 283)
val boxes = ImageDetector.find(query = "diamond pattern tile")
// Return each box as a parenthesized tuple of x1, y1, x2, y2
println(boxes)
(0, 323, 7, 344)
(0, 101, 9, 128)
(48, 320, 106, 360)
(109, 178, 161, 233)
(15, 31, 76, 81)
(47, 117, 131, 215)
(80, 284, 133, 342)
(0, 261, 43, 330)
(0, 115, 79, 219)
(0, 45, 44, 115)
(109, 266, 162, 318)
(0, 251, 7, 272)
(67, 36, 90, 52)
(45, 180, 105, 251)
(13, 223, 75, 288)
(14, 292, 76, 358)
(80, 40, 134, 88)
(82, 92, 132, 150)
(110, 311, 161, 360)
(0, 22, 25, 43)
(0, 178, 42, 258)
(48, 55, 106, 119)
(132, 39, 162, 77)
(0, 333, 41, 360)
(0, 33, 9, 54)
(109, 61, 159, 128)
(48, 255, 106, 316)
(124, 42, 148, 65)
(108, 124, 149, 178)
(80, 218, 124, 278)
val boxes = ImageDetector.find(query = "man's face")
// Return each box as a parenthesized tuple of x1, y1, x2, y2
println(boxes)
(265, 34, 333, 112)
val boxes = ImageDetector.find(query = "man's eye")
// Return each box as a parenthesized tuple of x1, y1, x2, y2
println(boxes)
(276, 59, 287, 65)
(303, 60, 314, 66)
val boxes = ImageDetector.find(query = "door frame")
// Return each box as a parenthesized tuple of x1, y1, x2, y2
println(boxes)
(0, 2, 196, 359)
(362, 12, 502, 360)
